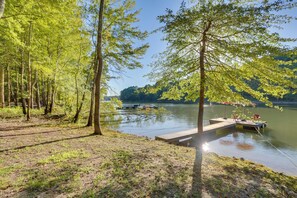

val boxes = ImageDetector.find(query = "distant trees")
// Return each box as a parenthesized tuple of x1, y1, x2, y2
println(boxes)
(120, 85, 198, 103)
(150, 0, 297, 133)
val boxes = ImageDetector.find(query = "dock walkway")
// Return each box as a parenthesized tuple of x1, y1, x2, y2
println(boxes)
(156, 117, 267, 143)
(155, 121, 236, 143)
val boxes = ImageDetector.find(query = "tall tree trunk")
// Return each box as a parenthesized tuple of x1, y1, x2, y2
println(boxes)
(74, 70, 91, 123)
(87, 81, 95, 126)
(27, 21, 33, 121)
(41, 74, 46, 107)
(44, 78, 50, 115)
(20, 47, 26, 114)
(197, 21, 211, 133)
(93, 0, 105, 135)
(7, 64, 11, 107)
(15, 65, 19, 106)
(49, 80, 55, 113)
(0, 65, 4, 108)
(0, 0, 5, 18)
(73, 91, 86, 123)
(35, 70, 41, 109)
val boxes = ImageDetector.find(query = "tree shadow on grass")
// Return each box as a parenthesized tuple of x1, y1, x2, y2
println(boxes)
(0, 133, 94, 153)
(79, 150, 191, 197)
(0, 123, 52, 132)
(190, 134, 203, 198)
(17, 164, 79, 198)
(0, 127, 82, 138)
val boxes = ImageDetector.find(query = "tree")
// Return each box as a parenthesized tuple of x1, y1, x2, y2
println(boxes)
(0, 0, 4, 18)
(87, 0, 149, 134)
(93, 0, 105, 135)
(151, 0, 297, 133)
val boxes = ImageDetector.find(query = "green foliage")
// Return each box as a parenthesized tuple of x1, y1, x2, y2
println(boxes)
(150, 0, 297, 107)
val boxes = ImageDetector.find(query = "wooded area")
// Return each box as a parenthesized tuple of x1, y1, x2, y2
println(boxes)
(0, 0, 148, 132)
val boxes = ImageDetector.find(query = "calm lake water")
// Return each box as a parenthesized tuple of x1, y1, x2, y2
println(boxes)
(114, 104, 297, 176)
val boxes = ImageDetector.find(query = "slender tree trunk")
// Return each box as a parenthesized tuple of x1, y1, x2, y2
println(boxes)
(0, 65, 4, 108)
(73, 91, 86, 123)
(49, 81, 55, 113)
(30, 67, 34, 109)
(41, 74, 46, 107)
(7, 64, 11, 107)
(20, 47, 26, 114)
(197, 21, 211, 133)
(74, 71, 91, 123)
(44, 78, 50, 115)
(0, 0, 5, 18)
(27, 21, 33, 121)
(15, 65, 19, 106)
(93, 0, 105, 135)
(35, 70, 40, 109)
(87, 81, 95, 126)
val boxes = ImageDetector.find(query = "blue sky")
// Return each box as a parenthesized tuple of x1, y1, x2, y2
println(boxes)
(108, 0, 297, 96)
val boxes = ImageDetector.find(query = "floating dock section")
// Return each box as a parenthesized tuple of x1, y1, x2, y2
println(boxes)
(209, 118, 267, 129)
(156, 117, 267, 143)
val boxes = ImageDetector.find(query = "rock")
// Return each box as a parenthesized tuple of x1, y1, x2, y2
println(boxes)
(240, 157, 245, 161)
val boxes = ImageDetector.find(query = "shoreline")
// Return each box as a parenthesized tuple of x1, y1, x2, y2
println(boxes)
(0, 117, 296, 197)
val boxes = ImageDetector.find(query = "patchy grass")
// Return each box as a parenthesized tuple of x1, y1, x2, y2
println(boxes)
(0, 118, 296, 197)
(38, 150, 90, 164)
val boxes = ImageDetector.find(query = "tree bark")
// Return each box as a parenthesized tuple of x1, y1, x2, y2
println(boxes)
(197, 21, 211, 133)
(41, 74, 46, 107)
(0, 0, 5, 18)
(7, 64, 11, 107)
(87, 80, 95, 126)
(0, 65, 4, 108)
(15, 65, 19, 106)
(20, 46, 26, 114)
(44, 78, 50, 115)
(35, 70, 41, 109)
(93, 0, 105, 135)
(27, 21, 33, 121)
(49, 80, 55, 113)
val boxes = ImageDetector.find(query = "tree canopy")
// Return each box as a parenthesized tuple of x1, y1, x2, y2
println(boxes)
(150, 0, 297, 132)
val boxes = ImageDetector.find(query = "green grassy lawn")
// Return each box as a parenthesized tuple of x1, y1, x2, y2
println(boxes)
(0, 116, 296, 197)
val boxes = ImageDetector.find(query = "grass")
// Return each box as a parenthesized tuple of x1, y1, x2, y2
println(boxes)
(0, 117, 296, 197)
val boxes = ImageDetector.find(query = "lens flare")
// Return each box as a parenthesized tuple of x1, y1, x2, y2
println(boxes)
(202, 142, 209, 152)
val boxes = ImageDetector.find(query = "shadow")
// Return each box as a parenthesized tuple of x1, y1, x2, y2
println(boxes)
(79, 150, 190, 197)
(0, 127, 82, 138)
(0, 123, 52, 132)
(18, 163, 79, 198)
(191, 134, 203, 198)
(0, 134, 94, 153)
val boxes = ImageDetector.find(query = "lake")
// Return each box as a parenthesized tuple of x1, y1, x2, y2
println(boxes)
(113, 104, 297, 176)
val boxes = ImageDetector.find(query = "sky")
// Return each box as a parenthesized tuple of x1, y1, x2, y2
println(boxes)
(107, 0, 297, 96)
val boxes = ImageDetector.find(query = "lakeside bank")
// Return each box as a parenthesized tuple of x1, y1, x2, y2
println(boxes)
(0, 117, 296, 197)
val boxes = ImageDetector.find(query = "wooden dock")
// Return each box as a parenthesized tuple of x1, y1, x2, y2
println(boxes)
(155, 121, 236, 143)
(156, 117, 267, 143)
